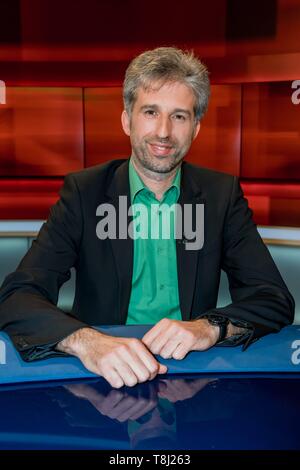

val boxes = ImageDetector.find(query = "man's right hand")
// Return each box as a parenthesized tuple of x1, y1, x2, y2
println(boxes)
(56, 327, 168, 388)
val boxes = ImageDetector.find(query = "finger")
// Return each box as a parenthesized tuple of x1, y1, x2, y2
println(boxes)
(142, 320, 168, 347)
(158, 362, 168, 374)
(117, 398, 155, 422)
(119, 345, 155, 382)
(159, 339, 182, 359)
(103, 366, 125, 389)
(106, 396, 137, 421)
(64, 383, 92, 399)
(128, 398, 157, 421)
(133, 342, 166, 380)
(144, 328, 174, 354)
(158, 380, 178, 402)
(172, 342, 190, 360)
(100, 354, 134, 388)
(98, 390, 125, 415)
(146, 328, 175, 355)
(115, 361, 140, 387)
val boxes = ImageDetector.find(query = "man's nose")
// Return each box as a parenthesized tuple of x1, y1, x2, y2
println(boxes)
(156, 115, 171, 139)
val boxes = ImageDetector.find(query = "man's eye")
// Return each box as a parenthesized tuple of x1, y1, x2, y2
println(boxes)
(144, 109, 157, 117)
(173, 114, 186, 121)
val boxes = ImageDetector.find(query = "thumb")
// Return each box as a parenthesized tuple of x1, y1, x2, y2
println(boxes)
(158, 363, 168, 374)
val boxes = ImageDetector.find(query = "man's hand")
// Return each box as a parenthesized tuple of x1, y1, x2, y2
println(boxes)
(142, 318, 219, 360)
(158, 377, 217, 402)
(56, 328, 167, 388)
(64, 383, 158, 422)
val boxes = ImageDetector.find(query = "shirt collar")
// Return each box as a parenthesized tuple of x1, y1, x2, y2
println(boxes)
(129, 158, 181, 202)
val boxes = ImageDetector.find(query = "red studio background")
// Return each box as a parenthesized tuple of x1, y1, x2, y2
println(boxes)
(0, 0, 300, 226)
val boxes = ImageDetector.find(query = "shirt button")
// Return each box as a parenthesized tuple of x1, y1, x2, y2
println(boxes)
(159, 284, 165, 290)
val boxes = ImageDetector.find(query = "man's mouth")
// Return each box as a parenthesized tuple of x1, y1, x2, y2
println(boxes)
(148, 143, 174, 157)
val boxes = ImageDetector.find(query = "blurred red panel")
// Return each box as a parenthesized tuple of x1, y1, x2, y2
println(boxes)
(241, 182, 300, 198)
(1, 0, 300, 86)
(186, 84, 241, 176)
(206, 53, 300, 84)
(19, 0, 225, 47)
(242, 182, 300, 226)
(244, 195, 300, 227)
(0, 178, 63, 219)
(244, 195, 271, 225)
(241, 82, 300, 180)
(269, 198, 300, 226)
(84, 88, 131, 167)
(0, 87, 84, 176)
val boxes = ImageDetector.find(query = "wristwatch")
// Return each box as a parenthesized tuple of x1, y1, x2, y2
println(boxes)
(203, 314, 229, 343)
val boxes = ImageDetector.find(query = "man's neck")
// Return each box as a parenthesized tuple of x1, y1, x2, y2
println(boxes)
(131, 156, 181, 201)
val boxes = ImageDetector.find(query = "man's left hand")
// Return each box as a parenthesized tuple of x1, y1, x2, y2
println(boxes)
(142, 318, 220, 360)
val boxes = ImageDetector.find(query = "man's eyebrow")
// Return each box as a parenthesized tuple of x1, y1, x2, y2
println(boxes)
(140, 104, 159, 111)
(172, 108, 192, 117)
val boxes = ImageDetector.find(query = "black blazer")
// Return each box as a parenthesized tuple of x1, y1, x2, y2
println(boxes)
(0, 159, 295, 360)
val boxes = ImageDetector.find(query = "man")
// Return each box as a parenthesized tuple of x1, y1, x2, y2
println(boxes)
(0, 47, 295, 388)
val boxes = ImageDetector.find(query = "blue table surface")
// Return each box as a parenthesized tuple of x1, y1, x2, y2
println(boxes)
(1, 325, 300, 385)
(0, 325, 300, 450)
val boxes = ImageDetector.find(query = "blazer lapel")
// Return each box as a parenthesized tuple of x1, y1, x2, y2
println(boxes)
(176, 162, 204, 321)
(105, 160, 133, 324)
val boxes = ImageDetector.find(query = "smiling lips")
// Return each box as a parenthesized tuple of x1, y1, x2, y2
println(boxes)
(148, 142, 174, 157)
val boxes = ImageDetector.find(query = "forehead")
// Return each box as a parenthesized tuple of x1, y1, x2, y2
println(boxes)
(133, 81, 196, 111)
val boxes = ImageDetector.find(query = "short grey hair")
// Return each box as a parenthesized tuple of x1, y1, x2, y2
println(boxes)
(123, 47, 210, 121)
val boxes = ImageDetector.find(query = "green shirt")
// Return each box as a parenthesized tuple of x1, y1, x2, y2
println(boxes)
(126, 159, 182, 325)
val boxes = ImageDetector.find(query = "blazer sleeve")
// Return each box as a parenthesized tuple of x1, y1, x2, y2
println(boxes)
(0, 174, 89, 361)
(208, 176, 295, 349)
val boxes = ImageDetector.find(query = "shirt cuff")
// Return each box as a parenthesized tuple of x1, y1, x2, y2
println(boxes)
(216, 318, 253, 347)
(20, 343, 69, 361)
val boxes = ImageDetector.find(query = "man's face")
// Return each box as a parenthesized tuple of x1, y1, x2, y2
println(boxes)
(121, 81, 200, 174)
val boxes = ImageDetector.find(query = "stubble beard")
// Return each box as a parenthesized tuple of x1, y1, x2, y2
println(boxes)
(131, 138, 191, 175)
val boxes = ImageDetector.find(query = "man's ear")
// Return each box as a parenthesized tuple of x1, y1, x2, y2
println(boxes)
(192, 120, 201, 140)
(121, 110, 131, 136)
